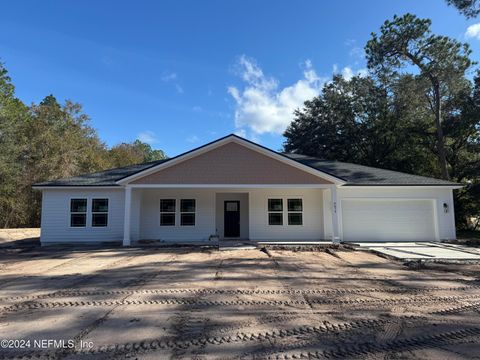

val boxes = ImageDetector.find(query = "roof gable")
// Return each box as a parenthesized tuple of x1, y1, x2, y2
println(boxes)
(121, 135, 343, 185)
(129, 141, 335, 185)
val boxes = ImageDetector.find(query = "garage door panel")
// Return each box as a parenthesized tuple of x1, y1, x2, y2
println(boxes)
(341, 199, 436, 242)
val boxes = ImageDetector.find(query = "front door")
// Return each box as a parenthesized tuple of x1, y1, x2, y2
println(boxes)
(224, 201, 240, 238)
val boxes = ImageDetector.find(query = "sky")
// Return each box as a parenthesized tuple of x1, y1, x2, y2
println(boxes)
(2, 0, 480, 156)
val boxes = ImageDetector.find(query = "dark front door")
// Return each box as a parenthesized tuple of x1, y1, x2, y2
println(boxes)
(224, 201, 240, 238)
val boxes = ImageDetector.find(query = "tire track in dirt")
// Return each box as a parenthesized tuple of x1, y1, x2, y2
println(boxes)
(53, 252, 180, 360)
(2, 283, 479, 303)
(2, 312, 478, 360)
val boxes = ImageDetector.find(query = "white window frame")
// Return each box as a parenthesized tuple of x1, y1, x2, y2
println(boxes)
(287, 198, 303, 226)
(180, 199, 196, 227)
(69, 198, 87, 228)
(91, 198, 109, 228)
(267, 198, 284, 226)
(160, 199, 176, 226)
(266, 196, 304, 227)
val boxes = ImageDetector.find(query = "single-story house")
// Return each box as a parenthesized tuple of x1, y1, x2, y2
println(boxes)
(33, 134, 461, 246)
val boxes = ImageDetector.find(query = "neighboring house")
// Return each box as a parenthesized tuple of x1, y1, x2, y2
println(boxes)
(33, 134, 461, 245)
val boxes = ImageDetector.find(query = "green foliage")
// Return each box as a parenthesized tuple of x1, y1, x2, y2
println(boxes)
(0, 62, 167, 228)
(446, 0, 480, 18)
(108, 140, 166, 168)
(284, 73, 479, 231)
(365, 13, 474, 180)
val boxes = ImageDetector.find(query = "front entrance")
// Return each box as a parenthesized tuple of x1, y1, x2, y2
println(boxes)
(224, 201, 240, 238)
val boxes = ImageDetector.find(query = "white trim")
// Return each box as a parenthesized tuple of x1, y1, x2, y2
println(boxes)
(330, 186, 340, 243)
(126, 184, 334, 189)
(338, 197, 440, 242)
(68, 197, 88, 229)
(265, 196, 305, 227)
(91, 197, 110, 229)
(116, 136, 346, 185)
(123, 186, 132, 246)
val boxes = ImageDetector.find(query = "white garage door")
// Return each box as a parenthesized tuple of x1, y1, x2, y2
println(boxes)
(341, 199, 437, 242)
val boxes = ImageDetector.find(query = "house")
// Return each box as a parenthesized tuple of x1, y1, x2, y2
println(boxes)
(33, 134, 461, 245)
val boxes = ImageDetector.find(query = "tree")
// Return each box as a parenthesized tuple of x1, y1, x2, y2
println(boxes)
(283, 71, 479, 229)
(108, 140, 166, 168)
(365, 13, 474, 180)
(446, 0, 480, 18)
(0, 62, 31, 227)
(284, 74, 432, 174)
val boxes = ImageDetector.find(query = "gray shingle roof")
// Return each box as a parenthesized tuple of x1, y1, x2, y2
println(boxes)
(33, 134, 459, 187)
(33, 160, 168, 187)
(283, 153, 459, 186)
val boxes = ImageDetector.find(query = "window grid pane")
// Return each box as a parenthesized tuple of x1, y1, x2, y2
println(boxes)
(71, 214, 86, 227)
(92, 213, 108, 227)
(268, 199, 283, 212)
(288, 199, 303, 212)
(160, 213, 175, 226)
(180, 199, 195, 213)
(181, 213, 195, 226)
(160, 199, 176, 213)
(92, 199, 108, 212)
(268, 213, 283, 225)
(71, 199, 87, 213)
(288, 213, 303, 225)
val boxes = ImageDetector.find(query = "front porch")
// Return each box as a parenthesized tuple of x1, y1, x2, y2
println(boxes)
(122, 185, 341, 246)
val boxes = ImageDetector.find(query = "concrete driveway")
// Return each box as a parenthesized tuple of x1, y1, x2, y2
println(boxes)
(354, 242, 480, 261)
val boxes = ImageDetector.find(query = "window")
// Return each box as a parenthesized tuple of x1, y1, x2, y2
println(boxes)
(288, 198, 303, 225)
(92, 199, 108, 227)
(160, 199, 176, 226)
(268, 198, 283, 225)
(70, 199, 87, 227)
(180, 199, 196, 226)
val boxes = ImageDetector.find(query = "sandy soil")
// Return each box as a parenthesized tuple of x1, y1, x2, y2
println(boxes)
(0, 242, 479, 359)
(0, 229, 40, 245)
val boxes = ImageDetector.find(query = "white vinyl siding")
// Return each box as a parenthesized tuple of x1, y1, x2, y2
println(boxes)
(40, 189, 124, 244)
(39, 185, 456, 244)
(249, 188, 324, 241)
(138, 189, 215, 242)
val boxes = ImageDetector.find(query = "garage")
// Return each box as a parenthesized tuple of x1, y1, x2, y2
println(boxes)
(341, 199, 437, 242)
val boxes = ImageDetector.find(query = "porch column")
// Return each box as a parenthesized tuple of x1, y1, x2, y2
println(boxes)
(123, 186, 132, 246)
(330, 185, 341, 244)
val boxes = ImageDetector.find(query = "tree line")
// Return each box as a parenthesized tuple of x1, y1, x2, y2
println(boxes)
(0, 65, 166, 228)
(284, 13, 479, 230)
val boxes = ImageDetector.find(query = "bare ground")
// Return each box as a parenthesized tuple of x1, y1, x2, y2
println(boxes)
(0, 236, 479, 359)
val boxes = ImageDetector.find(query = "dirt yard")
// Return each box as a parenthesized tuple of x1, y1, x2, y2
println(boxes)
(0, 238, 479, 359)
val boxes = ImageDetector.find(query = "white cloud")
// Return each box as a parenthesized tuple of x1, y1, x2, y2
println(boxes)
(465, 23, 480, 39)
(228, 56, 326, 135)
(137, 130, 158, 145)
(161, 72, 177, 82)
(466, 23, 480, 39)
(333, 65, 368, 80)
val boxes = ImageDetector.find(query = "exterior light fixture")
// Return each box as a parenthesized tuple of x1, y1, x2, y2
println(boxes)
(443, 203, 448, 213)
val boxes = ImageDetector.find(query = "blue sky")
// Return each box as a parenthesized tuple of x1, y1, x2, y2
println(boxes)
(2, 0, 480, 156)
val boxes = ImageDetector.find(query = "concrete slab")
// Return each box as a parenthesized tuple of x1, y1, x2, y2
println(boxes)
(354, 242, 480, 261)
